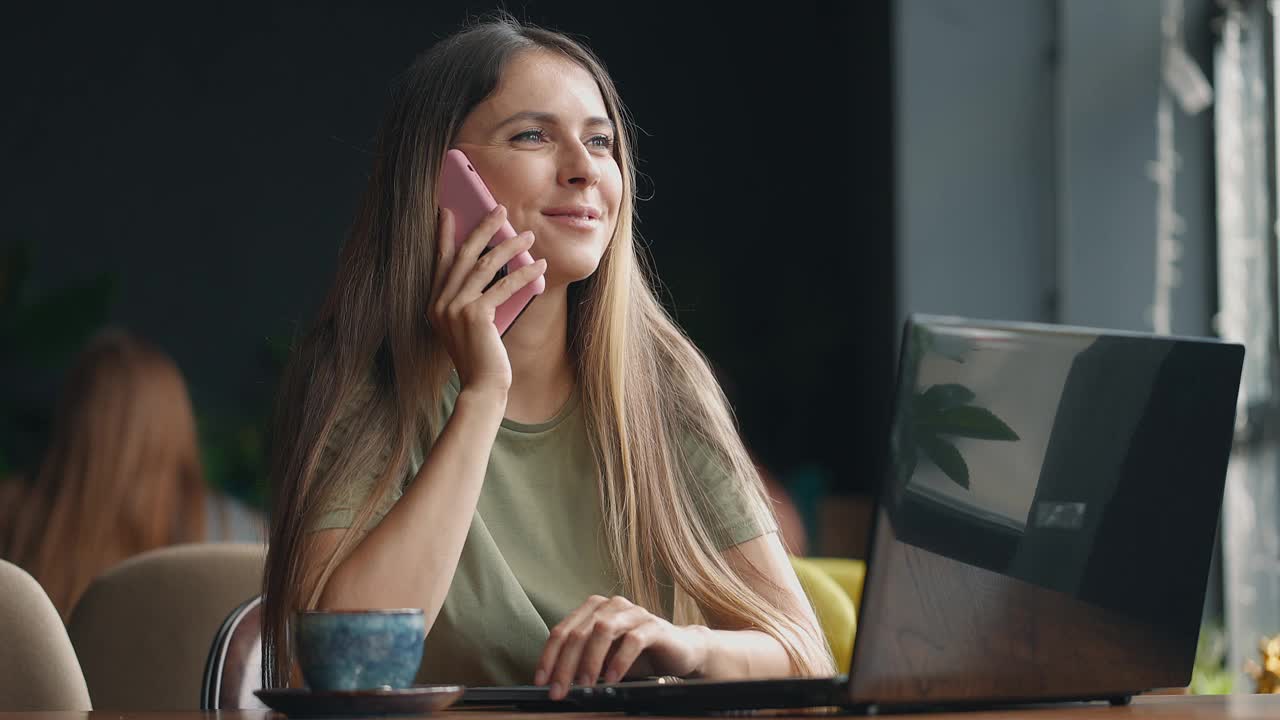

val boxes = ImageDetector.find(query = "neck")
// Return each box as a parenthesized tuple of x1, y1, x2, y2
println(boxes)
(500, 283, 575, 424)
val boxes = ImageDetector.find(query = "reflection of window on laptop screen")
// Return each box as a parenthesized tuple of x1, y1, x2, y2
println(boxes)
(896, 327, 1090, 568)
(904, 327, 1090, 533)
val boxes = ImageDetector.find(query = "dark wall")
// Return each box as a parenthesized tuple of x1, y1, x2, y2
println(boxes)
(2, 1, 893, 496)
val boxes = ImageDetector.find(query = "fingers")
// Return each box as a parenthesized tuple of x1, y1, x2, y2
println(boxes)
(602, 621, 658, 684)
(537, 595, 611, 691)
(456, 230, 536, 300)
(477, 256, 547, 308)
(575, 605, 650, 687)
(429, 257, 546, 339)
(543, 597, 652, 701)
(438, 204, 510, 306)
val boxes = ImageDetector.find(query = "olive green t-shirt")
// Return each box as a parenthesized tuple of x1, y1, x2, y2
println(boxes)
(309, 373, 775, 686)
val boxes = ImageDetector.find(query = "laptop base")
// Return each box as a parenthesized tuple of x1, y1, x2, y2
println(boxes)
(462, 676, 849, 714)
(463, 678, 1139, 715)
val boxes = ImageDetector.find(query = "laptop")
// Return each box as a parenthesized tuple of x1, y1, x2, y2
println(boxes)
(461, 315, 1245, 713)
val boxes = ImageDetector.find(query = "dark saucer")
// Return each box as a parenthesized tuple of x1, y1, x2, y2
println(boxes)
(254, 685, 464, 717)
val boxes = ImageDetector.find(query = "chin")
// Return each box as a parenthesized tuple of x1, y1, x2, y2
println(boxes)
(545, 260, 602, 286)
(538, 246, 607, 285)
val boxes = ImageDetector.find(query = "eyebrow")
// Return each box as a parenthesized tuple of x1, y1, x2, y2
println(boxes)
(493, 110, 616, 133)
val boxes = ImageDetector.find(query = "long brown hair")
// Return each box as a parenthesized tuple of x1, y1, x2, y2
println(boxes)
(263, 14, 833, 686)
(1, 329, 207, 619)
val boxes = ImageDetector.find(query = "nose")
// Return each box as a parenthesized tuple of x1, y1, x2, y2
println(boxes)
(556, 141, 600, 189)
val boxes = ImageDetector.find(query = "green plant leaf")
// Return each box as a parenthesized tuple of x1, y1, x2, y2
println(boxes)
(1190, 666, 1233, 695)
(7, 273, 117, 366)
(917, 433, 969, 489)
(922, 405, 1020, 441)
(915, 384, 976, 413)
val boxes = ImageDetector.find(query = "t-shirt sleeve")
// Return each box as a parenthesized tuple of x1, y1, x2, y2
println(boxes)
(307, 396, 407, 533)
(681, 434, 778, 551)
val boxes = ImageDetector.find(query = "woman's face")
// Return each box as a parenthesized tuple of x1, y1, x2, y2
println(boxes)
(453, 50, 623, 287)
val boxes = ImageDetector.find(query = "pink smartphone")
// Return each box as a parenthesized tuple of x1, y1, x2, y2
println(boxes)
(438, 148, 546, 336)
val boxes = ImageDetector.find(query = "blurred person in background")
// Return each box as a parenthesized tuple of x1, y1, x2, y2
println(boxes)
(0, 328, 259, 619)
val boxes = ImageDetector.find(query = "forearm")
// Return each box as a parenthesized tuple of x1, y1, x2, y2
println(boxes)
(317, 387, 505, 629)
(691, 625, 798, 680)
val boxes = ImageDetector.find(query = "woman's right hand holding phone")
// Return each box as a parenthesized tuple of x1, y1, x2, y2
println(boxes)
(429, 204, 547, 398)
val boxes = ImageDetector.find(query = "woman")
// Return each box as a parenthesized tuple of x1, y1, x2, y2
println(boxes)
(263, 15, 832, 696)
(0, 329, 209, 619)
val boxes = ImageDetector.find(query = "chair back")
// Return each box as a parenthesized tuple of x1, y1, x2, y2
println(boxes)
(201, 595, 265, 710)
(789, 556, 860, 674)
(0, 559, 92, 710)
(68, 542, 265, 710)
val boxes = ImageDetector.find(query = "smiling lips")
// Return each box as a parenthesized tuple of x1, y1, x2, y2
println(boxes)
(542, 205, 601, 219)
(541, 205, 602, 231)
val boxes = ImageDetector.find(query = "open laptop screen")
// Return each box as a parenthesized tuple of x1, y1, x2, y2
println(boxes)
(851, 316, 1244, 705)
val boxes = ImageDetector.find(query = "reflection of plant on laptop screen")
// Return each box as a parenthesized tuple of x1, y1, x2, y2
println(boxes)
(892, 325, 1022, 503)
(905, 382, 1019, 491)
(892, 323, 1091, 535)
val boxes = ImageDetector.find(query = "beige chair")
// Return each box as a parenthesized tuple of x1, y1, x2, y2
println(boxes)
(0, 559, 92, 710)
(68, 542, 265, 710)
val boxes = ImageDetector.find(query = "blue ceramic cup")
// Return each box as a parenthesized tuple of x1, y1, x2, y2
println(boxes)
(294, 609, 426, 691)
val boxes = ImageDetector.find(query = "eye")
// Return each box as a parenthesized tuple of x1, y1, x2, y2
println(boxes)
(511, 129, 548, 144)
(588, 134, 614, 150)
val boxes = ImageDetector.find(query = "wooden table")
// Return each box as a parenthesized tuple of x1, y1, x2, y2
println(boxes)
(3, 696, 1280, 720)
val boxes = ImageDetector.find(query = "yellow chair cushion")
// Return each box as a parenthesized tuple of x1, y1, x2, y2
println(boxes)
(799, 557, 865, 613)
(788, 556, 861, 674)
